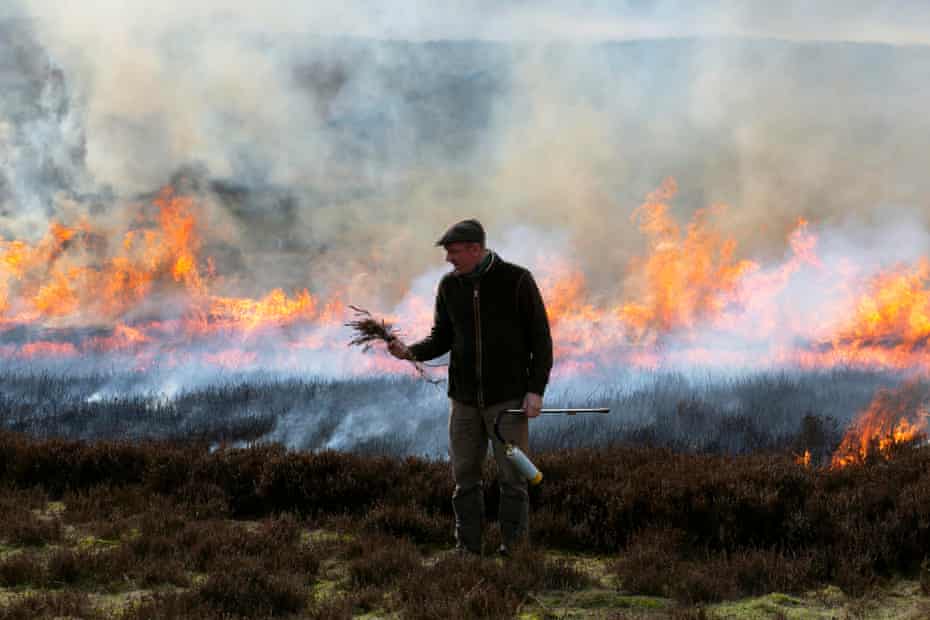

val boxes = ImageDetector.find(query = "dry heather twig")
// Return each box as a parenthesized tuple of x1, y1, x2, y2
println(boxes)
(345, 305, 400, 351)
(345, 305, 442, 385)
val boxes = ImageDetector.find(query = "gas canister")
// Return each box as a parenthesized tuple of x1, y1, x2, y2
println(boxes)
(505, 443, 543, 485)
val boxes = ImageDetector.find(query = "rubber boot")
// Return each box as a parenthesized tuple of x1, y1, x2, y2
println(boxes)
(452, 482, 484, 554)
(498, 481, 529, 550)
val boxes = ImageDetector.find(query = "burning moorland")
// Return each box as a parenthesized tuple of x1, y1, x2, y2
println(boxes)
(0, 173, 929, 465)
(3, 6, 930, 616)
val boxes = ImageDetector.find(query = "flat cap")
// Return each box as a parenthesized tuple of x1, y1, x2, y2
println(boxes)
(435, 219, 485, 246)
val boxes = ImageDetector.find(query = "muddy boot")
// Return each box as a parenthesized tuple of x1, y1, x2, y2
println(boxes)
(452, 482, 484, 554)
(498, 482, 529, 551)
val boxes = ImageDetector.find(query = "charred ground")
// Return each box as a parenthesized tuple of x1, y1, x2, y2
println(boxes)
(0, 366, 895, 458)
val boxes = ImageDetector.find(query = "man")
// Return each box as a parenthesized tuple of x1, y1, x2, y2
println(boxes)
(388, 218, 553, 556)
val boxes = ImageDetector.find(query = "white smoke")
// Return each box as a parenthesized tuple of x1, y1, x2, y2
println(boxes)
(2, 2, 930, 370)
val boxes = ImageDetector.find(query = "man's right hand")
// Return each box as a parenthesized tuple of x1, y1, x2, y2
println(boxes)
(388, 339, 414, 361)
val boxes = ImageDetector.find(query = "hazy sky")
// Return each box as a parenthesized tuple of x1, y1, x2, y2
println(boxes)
(7, 1, 930, 45)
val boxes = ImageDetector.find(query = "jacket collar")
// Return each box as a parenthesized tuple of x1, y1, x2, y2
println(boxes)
(460, 250, 497, 281)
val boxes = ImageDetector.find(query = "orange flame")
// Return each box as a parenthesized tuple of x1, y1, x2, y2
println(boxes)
(826, 261, 930, 367)
(831, 381, 929, 468)
(617, 178, 758, 342)
(0, 185, 366, 372)
(0, 186, 212, 324)
(534, 178, 795, 369)
(19, 341, 79, 359)
(2, 177, 930, 384)
(209, 289, 318, 331)
(794, 450, 812, 467)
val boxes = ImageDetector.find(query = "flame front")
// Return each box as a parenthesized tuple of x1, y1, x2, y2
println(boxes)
(831, 381, 929, 468)
(826, 261, 930, 363)
(0, 186, 334, 370)
(617, 178, 758, 342)
(3, 179, 930, 381)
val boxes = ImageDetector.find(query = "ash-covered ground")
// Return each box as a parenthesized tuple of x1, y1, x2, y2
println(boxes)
(0, 363, 898, 463)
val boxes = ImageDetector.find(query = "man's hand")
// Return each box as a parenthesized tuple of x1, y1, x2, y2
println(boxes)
(523, 392, 543, 418)
(387, 338, 414, 361)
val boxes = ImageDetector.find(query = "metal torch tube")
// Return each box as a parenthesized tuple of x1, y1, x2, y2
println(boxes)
(504, 408, 610, 415)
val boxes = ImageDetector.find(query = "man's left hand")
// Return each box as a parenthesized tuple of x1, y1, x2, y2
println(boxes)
(523, 392, 543, 418)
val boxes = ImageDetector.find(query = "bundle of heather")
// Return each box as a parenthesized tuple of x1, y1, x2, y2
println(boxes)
(345, 305, 441, 384)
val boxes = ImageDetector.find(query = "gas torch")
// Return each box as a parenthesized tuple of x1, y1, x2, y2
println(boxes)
(493, 408, 610, 485)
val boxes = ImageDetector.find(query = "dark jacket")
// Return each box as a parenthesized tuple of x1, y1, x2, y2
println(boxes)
(408, 252, 553, 407)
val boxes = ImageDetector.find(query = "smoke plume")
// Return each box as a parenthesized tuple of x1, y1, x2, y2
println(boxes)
(3, 0, 930, 334)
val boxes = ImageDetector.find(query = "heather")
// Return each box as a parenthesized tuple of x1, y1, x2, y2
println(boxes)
(0, 426, 928, 617)
(0, 367, 928, 616)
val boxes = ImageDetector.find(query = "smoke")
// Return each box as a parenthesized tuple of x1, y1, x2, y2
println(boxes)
(0, 16, 87, 240)
(4, 1, 930, 312)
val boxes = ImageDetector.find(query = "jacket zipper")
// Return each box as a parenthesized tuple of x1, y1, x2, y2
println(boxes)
(473, 283, 484, 408)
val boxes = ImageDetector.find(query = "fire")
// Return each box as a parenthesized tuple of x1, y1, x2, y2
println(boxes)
(0, 187, 209, 323)
(536, 178, 807, 367)
(19, 341, 79, 359)
(33, 269, 80, 317)
(831, 381, 929, 468)
(0, 185, 322, 331)
(617, 178, 758, 342)
(4, 177, 930, 470)
(209, 289, 319, 331)
(534, 259, 606, 363)
(154, 188, 205, 294)
(0, 185, 345, 371)
(827, 261, 930, 361)
(1, 176, 930, 383)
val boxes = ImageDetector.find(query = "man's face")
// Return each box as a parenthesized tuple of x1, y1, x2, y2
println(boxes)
(444, 242, 484, 275)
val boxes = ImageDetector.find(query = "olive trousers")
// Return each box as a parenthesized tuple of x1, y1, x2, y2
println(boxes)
(449, 397, 529, 554)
